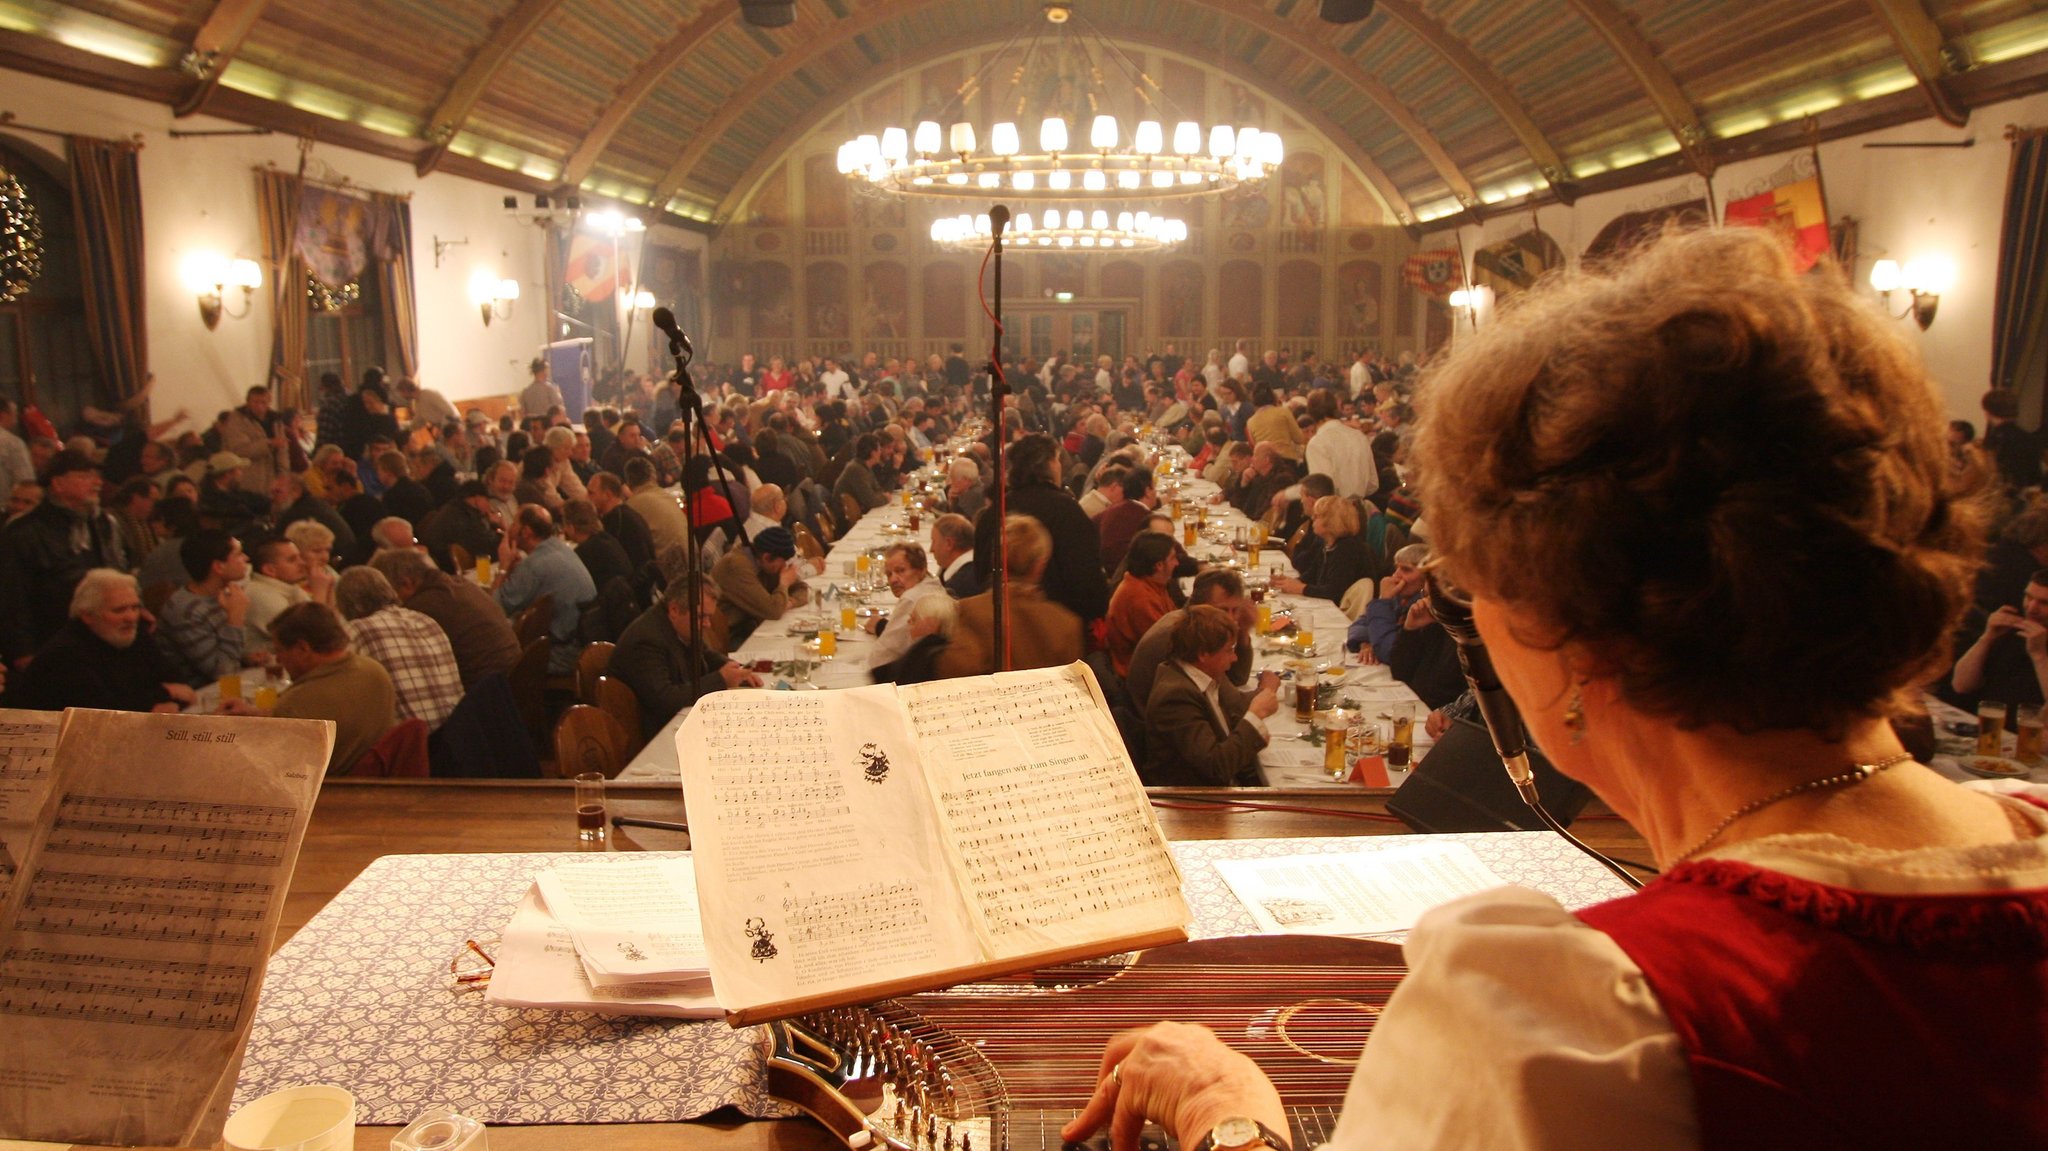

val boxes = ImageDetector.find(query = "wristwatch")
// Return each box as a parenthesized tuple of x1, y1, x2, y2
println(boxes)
(1192, 1117, 1292, 1151)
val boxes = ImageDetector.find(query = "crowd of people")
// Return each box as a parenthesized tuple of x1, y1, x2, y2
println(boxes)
(0, 329, 1441, 779)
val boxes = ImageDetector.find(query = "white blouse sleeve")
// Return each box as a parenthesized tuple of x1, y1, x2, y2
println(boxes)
(1322, 886, 1698, 1151)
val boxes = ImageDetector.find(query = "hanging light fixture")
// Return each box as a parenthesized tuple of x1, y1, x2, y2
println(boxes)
(929, 208, 1189, 252)
(0, 165, 43, 305)
(839, 2, 1278, 202)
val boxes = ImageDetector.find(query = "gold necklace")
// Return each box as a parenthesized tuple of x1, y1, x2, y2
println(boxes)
(1669, 752, 1917, 866)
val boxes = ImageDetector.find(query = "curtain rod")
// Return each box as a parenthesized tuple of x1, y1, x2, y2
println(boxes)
(255, 162, 412, 201)
(0, 112, 144, 150)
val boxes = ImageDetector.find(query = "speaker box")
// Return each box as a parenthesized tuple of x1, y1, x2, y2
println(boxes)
(1320, 0, 1376, 23)
(1386, 718, 1594, 833)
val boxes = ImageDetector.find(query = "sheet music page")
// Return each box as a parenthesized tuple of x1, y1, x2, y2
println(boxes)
(1211, 843, 1508, 937)
(486, 886, 720, 1019)
(899, 662, 1188, 960)
(532, 856, 709, 985)
(0, 709, 333, 1147)
(0, 710, 61, 908)
(679, 686, 983, 1014)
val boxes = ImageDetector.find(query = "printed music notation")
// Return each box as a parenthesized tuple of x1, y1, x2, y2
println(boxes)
(39, 794, 297, 869)
(903, 672, 1100, 739)
(780, 881, 929, 945)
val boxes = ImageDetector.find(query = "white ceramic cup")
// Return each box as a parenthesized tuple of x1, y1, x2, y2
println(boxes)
(223, 1084, 356, 1151)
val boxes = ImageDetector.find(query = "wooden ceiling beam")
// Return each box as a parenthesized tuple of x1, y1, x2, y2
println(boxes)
(1866, 0, 1969, 127)
(1371, 0, 1579, 202)
(698, 24, 1414, 228)
(416, 0, 574, 176)
(172, 0, 273, 117)
(555, 1, 738, 190)
(1562, 0, 1716, 176)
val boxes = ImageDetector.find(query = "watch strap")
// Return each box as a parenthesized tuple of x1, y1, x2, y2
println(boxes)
(1193, 1118, 1292, 1151)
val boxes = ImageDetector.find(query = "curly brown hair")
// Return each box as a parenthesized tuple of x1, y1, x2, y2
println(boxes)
(1412, 227, 1986, 735)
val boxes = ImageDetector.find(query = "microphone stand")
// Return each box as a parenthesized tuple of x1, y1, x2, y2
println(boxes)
(660, 325, 754, 705)
(986, 203, 1011, 672)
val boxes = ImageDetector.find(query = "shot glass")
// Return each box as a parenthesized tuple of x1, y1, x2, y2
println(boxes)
(574, 772, 606, 845)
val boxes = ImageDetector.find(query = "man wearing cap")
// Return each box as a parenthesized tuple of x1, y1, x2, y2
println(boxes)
(710, 525, 807, 646)
(0, 449, 129, 666)
(199, 450, 267, 533)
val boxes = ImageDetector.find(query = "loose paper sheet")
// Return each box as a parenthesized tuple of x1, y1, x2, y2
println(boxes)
(0, 709, 332, 1148)
(0, 711, 60, 908)
(532, 856, 709, 986)
(1212, 842, 1508, 937)
(485, 887, 720, 1019)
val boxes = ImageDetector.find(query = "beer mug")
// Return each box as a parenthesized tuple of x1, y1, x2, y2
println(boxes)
(475, 556, 492, 584)
(817, 629, 837, 657)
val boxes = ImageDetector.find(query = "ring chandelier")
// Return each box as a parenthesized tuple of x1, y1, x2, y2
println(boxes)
(838, 2, 1280, 201)
(929, 208, 1189, 251)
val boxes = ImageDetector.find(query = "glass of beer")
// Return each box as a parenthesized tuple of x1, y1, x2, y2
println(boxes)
(2018, 706, 2043, 765)
(1247, 541, 1262, 567)
(253, 684, 278, 712)
(839, 601, 857, 632)
(475, 555, 492, 584)
(855, 552, 872, 590)
(218, 672, 243, 703)
(1322, 709, 1351, 779)
(1296, 627, 1316, 654)
(817, 628, 837, 658)
(1196, 504, 1209, 529)
(574, 772, 606, 845)
(1387, 703, 1415, 769)
(1293, 671, 1317, 724)
(1978, 700, 2010, 756)
(1184, 519, 1198, 547)
(1256, 601, 1273, 634)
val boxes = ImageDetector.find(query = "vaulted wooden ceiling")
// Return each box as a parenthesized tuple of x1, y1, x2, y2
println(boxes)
(5, 0, 2047, 232)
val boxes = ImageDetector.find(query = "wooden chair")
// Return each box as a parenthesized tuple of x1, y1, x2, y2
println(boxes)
(814, 504, 841, 543)
(448, 543, 474, 574)
(841, 491, 867, 528)
(512, 593, 555, 648)
(791, 523, 825, 563)
(552, 705, 631, 780)
(507, 638, 554, 769)
(1286, 521, 1313, 558)
(575, 642, 615, 704)
(592, 674, 646, 758)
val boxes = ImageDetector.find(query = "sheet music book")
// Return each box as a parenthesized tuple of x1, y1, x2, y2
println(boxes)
(0, 708, 333, 1148)
(679, 661, 1189, 1025)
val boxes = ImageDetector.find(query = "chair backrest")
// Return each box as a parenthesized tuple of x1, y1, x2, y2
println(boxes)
(840, 491, 866, 527)
(553, 704, 631, 780)
(428, 670, 543, 778)
(791, 523, 824, 562)
(576, 641, 615, 703)
(142, 581, 177, 618)
(348, 718, 431, 778)
(814, 504, 841, 542)
(1286, 521, 1312, 557)
(512, 593, 555, 647)
(448, 542, 474, 574)
(592, 674, 646, 757)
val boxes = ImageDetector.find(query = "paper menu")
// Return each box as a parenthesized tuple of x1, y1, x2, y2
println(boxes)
(679, 663, 1189, 1022)
(532, 856, 709, 986)
(1212, 843, 1508, 938)
(0, 708, 332, 1148)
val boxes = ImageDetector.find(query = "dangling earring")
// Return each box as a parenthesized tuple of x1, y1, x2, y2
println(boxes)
(1562, 681, 1587, 745)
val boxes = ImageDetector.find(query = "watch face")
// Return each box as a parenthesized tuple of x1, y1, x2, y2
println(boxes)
(1212, 1118, 1262, 1149)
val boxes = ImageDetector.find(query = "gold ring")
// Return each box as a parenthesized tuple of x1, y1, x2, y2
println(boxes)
(1109, 1062, 1123, 1087)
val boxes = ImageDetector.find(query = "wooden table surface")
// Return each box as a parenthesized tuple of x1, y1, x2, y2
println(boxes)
(246, 778, 1650, 1151)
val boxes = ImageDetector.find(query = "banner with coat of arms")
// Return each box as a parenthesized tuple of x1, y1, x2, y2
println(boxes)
(565, 233, 633, 303)
(1401, 249, 1463, 299)
(1473, 229, 1564, 298)
(1721, 174, 1830, 273)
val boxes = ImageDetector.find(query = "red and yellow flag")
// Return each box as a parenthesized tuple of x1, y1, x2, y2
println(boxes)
(1722, 176, 1830, 273)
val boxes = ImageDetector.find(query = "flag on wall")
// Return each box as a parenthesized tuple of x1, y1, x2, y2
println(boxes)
(1473, 229, 1564, 297)
(1721, 176, 1830, 273)
(564, 232, 631, 302)
(1402, 249, 1463, 299)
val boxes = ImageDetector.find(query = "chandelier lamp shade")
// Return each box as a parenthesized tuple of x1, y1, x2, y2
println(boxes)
(839, 2, 1279, 201)
(930, 208, 1188, 251)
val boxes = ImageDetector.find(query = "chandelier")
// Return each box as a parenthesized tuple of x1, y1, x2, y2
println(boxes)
(839, 2, 1280, 201)
(930, 208, 1187, 252)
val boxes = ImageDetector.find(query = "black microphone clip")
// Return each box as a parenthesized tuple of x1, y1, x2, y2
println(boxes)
(1425, 572, 1540, 804)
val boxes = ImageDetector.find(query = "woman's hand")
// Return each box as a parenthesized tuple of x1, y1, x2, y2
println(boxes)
(1061, 1023, 1287, 1151)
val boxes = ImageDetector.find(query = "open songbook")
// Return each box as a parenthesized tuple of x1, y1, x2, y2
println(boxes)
(679, 662, 1189, 1024)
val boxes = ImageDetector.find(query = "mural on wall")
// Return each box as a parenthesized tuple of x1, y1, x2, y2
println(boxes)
(865, 261, 908, 340)
(749, 163, 789, 228)
(1340, 166, 1381, 228)
(1161, 260, 1204, 337)
(1278, 260, 1320, 338)
(922, 261, 967, 339)
(804, 154, 849, 230)
(807, 261, 849, 339)
(1282, 154, 1325, 244)
(751, 262, 794, 339)
(1221, 179, 1271, 229)
(1219, 259, 1262, 336)
(1337, 260, 1382, 341)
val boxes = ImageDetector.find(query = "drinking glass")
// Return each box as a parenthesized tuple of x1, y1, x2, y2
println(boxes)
(475, 556, 492, 584)
(1293, 672, 1317, 724)
(219, 672, 243, 703)
(574, 773, 606, 845)
(1322, 710, 1351, 780)
(2018, 706, 2043, 764)
(1387, 702, 1415, 769)
(817, 629, 837, 658)
(1978, 700, 2010, 756)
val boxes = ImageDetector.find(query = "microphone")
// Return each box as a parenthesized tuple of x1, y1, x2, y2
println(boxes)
(988, 203, 1011, 233)
(650, 306, 692, 364)
(1424, 573, 1540, 807)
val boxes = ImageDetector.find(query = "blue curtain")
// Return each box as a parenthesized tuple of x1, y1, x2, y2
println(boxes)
(1992, 130, 2048, 417)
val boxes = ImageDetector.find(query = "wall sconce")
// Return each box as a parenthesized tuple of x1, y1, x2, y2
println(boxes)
(1869, 257, 1953, 330)
(1447, 285, 1491, 322)
(472, 272, 520, 325)
(183, 253, 261, 329)
(630, 289, 656, 310)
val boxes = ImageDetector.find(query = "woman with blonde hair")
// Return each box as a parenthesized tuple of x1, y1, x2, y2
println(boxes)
(1065, 228, 2048, 1148)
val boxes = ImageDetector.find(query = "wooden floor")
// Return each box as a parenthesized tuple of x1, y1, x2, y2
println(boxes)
(244, 779, 1652, 1151)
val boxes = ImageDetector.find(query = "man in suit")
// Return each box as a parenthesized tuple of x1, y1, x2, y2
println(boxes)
(610, 576, 762, 739)
(938, 516, 1083, 677)
(930, 513, 981, 597)
(1142, 604, 1280, 787)
(833, 433, 889, 513)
